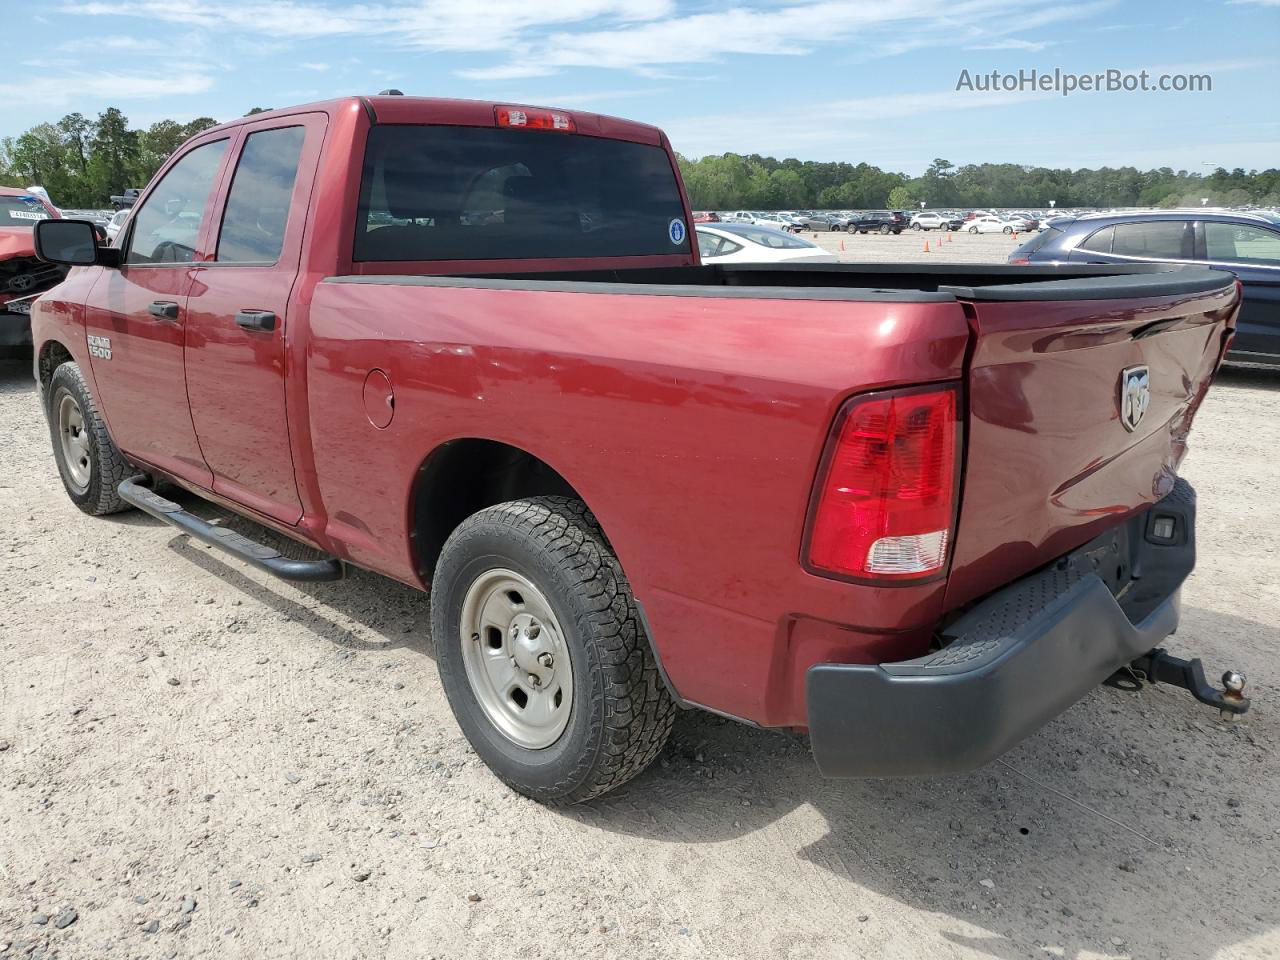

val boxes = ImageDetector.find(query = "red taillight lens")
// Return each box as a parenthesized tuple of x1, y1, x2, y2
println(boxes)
(494, 106, 576, 132)
(805, 385, 960, 581)
(1009, 257, 1030, 265)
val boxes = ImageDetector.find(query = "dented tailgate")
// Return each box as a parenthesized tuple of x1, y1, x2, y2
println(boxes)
(943, 270, 1238, 610)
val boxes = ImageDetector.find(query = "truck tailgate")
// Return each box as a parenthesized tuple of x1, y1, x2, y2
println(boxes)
(944, 271, 1238, 609)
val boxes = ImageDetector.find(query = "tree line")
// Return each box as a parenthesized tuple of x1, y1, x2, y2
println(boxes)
(0, 107, 272, 208)
(676, 154, 1280, 211)
(3, 107, 1278, 212)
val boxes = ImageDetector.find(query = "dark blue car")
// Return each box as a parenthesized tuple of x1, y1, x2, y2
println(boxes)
(1011, 210, 1280, 364)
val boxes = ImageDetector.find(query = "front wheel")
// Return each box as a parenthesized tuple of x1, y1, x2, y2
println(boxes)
(46, 361, 130, 515)
(969, 226, 979, 234)
(431, 497, 675, 803)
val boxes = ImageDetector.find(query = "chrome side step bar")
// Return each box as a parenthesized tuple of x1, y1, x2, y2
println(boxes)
(118, 476, 345, 583)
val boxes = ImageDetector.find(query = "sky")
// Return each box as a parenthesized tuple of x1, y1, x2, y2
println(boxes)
(3, 0, 1278, 174)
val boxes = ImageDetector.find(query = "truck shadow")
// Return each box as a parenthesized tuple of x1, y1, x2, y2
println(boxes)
(1217, 364, 1279, 392)
(568, 603, 1278, 960)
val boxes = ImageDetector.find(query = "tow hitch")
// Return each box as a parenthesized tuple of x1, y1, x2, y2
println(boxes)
(1114, 648, 1251, 721)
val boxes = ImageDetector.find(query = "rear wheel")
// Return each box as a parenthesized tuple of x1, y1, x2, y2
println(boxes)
(431, 496, 675, 803)
(46, 362, 130, 516)
(1003, 225, 1013, 234)
(969, 225, 979, 234)
(911, 223, 922, 231)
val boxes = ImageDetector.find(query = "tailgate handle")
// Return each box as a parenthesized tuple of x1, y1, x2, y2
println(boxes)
(235, 309, 277, 332)
(147, 300, 179, 321)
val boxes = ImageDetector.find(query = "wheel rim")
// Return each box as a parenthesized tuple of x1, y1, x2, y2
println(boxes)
(459, 568, 574, 750)
(56, 391, 91, 493)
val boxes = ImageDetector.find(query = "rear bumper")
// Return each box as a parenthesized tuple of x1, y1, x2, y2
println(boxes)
(807, 478, 1197, 777)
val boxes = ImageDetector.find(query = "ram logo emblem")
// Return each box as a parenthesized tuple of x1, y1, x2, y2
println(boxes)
(1119, 365, 1150, 432)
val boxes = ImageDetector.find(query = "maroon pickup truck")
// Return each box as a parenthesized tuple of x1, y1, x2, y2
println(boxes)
(30, 95, 1248, 803)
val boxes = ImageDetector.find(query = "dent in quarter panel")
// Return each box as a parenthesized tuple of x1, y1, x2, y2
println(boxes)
(304, 281, 969, 726)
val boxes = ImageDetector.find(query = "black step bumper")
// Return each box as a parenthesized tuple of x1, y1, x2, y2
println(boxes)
(807, 478, 1197, 777)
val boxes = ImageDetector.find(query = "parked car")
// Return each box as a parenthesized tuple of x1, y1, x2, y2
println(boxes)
(692, 211, 720, 223)
(751, 213, 803, 233)
(1011, 209, 1280, 364)
(792, 213, 841, 232)
(724, 210, 757, 223)
(966, 215, 1018, 234)
(910, 212, 961, 231)
(105, 209, 130, 244)
(1, 186, 66, 349)
(850, 210, 907, 234)
(695, 223, 837, 263)
(31, 94, 1247, 806)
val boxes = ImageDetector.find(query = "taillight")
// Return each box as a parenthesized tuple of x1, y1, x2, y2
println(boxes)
(1009, 257, 1030, 265)
(805, 384, 961, 582)
(494, 106, 576, 132)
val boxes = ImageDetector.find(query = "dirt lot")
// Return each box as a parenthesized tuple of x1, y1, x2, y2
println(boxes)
(810, 225, 1030, 263)
(2, 246, 1278, 959)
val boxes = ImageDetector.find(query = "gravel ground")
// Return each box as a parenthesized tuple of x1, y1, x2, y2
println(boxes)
(1, 249, 1278, 959)
(810, 225, 1029, 262)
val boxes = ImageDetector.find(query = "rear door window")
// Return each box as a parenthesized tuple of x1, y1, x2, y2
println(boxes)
(354, 125, 690, 261)
(1203, 222, 1280, 266)
(1110, 220, 1191, 259)
(216, 126, 306, 264)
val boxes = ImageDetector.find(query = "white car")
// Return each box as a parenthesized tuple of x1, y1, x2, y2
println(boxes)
(966, 215, 1020, 234)
(105, 209, 130, 243)
(751, 213, 803, 233)
(910, 211, 953, 231)
(696, 223, 837, 264)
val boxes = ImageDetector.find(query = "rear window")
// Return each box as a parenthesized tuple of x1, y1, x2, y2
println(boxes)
(354, 125, 691, 262)
(1011, 224, 1063, 258)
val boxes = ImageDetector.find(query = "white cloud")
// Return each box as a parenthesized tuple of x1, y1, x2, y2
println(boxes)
(664, 86, 1052, 157)
(299, 62, 330, 71)
(59, 34, 165, 52)
(967, 38, 1054, 52)
(61, 0, 1119, 80)
(0, 70, 215, 108)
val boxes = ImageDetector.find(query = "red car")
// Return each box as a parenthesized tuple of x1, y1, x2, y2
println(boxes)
(692, 211, 720, 222)
(30, 95, 1247, 803)
(1, 186, 64, 349)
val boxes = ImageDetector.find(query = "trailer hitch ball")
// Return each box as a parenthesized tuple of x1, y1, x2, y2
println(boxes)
(1221, 670, 1247, 721)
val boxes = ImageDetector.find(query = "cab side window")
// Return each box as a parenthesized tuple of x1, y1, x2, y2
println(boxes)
(1077, 226, 1113, 254)
(125, 139, 228, 265)
(1110, 220, 1190, 259)
(1204, 222, 1280, 266)
(216, 126, 306, 264)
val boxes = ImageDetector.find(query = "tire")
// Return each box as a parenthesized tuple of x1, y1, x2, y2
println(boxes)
(969, 226, 979, 234)
(431, 496, 675, 804)
(911, 223, 922, 231)
(879, 225, 891, 235)
(1003, 225, 1013, 234)
(46, 361, 130, 516)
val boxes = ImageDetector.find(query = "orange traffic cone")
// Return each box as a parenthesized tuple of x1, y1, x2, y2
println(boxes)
(840, 238, 845, 252)
(946, 232, 952, 243)
(923, 240, 930, 252)
(1012, 232, 1018, 241)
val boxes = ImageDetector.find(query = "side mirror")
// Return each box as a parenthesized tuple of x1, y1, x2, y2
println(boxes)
(34, 219, 118, 267)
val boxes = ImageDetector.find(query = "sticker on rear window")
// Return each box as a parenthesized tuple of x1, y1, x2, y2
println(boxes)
(668, 218, 686, 245)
